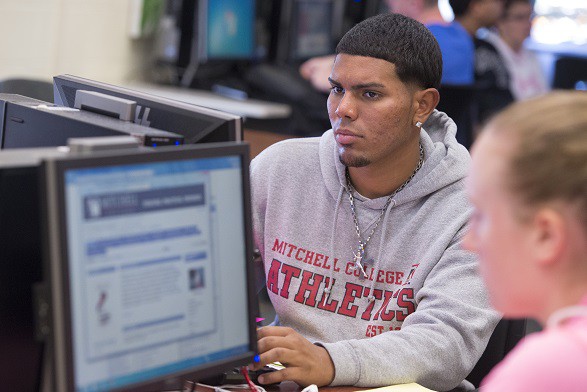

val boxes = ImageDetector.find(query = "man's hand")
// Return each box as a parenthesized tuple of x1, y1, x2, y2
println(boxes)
(250, 326, 335, 387)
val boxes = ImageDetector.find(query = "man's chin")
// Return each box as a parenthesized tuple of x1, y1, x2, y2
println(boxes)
(338, 151, 369, 168)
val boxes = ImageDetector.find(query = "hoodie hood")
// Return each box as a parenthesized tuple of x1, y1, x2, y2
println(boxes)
(320, 109, 470, 209)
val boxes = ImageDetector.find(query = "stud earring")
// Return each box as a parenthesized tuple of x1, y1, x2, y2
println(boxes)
(415, 121, 422, 128)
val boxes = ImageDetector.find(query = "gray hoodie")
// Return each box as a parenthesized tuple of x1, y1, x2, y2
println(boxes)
(250, 110, 500, 391)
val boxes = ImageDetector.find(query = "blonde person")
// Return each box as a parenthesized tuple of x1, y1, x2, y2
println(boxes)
(464, 91, 587, 391)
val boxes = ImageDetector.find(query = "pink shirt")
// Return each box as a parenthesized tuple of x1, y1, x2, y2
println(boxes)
(481, 296, 587, 391)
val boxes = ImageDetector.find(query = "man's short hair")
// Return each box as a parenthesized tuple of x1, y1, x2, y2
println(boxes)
(335, 13, 442, 89)
(449, 0, 474, 17)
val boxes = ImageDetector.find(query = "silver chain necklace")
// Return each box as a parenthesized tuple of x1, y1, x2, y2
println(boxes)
(345, 142, 424, 278)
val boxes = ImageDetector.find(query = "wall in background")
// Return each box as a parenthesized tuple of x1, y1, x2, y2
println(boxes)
(0, 0, 152, 85)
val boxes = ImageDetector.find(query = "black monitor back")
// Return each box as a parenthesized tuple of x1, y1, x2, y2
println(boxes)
(0, 163, 44, 392)
(552, 55, 587, 90)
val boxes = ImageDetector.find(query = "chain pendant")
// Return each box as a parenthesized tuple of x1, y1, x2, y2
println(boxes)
(352, 242, 368, 278)
(345, 144, 423, 282)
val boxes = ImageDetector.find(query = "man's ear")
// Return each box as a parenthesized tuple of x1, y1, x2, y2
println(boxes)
(531, 208, 566, 267)
(413, 88, 440, 126)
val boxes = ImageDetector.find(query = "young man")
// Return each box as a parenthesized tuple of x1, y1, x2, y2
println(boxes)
(250, 13, 499, 391)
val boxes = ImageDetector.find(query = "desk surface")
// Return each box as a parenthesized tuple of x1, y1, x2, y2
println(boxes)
(191, 381, 363, 392)
(125, 83, 292, 120)
(272, 381, 363, 392)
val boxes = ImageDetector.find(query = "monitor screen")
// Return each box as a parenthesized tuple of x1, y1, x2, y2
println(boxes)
(53, 74, 243, 144)
(200, 0, 256, 61)
(42, 143, 256, 391)
(272, 0, 344, 64)
(291, 1, 335, 59)
(342, 0, 386, 33)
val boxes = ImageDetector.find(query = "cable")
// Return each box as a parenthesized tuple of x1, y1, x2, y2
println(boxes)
(240, 366, 257, 392)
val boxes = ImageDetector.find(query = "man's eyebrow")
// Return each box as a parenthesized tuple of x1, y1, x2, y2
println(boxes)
(328, 77, 339, 85)
(327, 77, 385, 90)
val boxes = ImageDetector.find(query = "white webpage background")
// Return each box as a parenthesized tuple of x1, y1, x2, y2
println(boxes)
(64, 159, 250, 388)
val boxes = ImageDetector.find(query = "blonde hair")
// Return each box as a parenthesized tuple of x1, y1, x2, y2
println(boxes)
(485, 91, 587, 229)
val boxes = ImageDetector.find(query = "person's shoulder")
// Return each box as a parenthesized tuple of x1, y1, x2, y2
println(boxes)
(484, 328, 587, 391)
(250, 135, 322, 176)
(518, 325, 587, 358)
(254, 136, 319, 161)
(428, 22, 463, 34)
(508, 329, 577, 362)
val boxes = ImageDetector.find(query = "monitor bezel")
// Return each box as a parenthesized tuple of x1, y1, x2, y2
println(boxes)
(42, 142, 257, 392)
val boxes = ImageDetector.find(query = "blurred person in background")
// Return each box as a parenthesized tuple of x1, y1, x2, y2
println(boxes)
(450, 0, 512, 124)
(425, 0, 476, 86)
(484, 0, 549, 100)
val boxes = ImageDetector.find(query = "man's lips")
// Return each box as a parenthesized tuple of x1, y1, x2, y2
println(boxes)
(334, 129, 360, 145)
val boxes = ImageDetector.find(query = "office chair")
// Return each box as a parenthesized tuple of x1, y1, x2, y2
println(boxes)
(0, 78, 54, 102)
(552, 56, 587, 90)
(465, 318, 528, 388)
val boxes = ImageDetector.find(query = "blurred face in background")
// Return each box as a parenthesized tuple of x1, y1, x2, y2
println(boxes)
(497, 1, 533, 51)
(473, 0, 506, 28)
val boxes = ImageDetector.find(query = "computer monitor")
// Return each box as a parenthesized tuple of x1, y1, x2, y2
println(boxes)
(41, 143, 257, 391)
(198, 0, 256, 63)
(342, 0, 385, 33)
(168, 0, 257, 90)
(53, 74, 243, 144)
(271, 0, 345, 64)
(0, 93, 184, 149)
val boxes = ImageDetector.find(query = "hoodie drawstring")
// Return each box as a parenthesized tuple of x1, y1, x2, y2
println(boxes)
(323, 185, 398, 306)
(366, 199, 396, 302)
(322, 186, 344, 306)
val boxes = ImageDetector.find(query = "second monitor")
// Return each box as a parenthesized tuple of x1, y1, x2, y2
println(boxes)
(53, 74, 243, 144)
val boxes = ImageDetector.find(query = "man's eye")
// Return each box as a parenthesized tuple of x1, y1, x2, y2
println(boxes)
(364, 91, 380, 99)
(331, 86, 343, 94)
